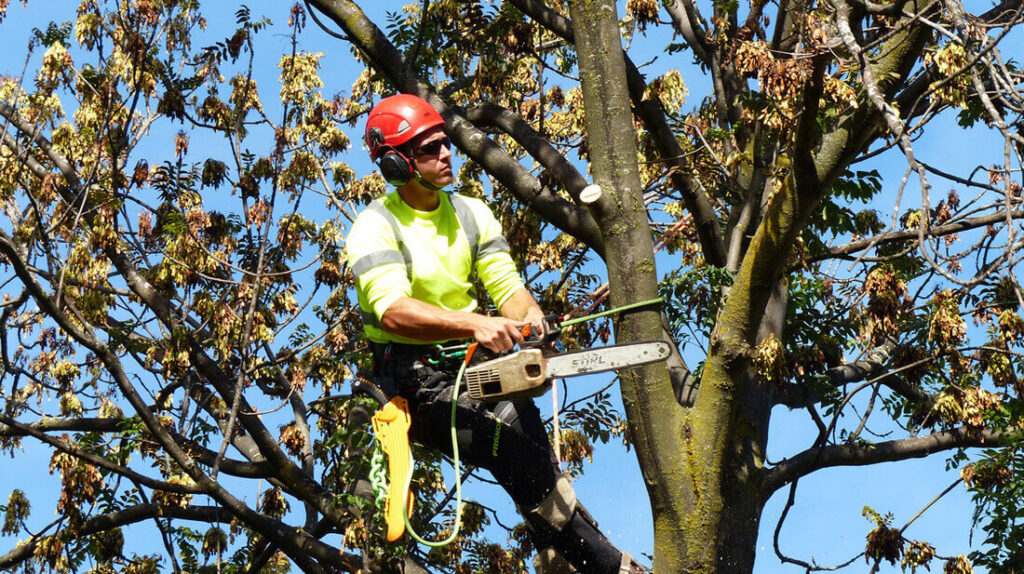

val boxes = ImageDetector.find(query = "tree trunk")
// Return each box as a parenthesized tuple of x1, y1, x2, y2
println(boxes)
(565, 1, 695, 572)
(566, 2, 792, 571)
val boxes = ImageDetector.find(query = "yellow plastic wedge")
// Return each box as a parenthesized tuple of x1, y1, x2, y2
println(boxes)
(371, 397, 414, 542)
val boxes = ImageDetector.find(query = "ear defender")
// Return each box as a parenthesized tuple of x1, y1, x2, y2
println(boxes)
(368, 126, 415, 186)
(378, 149, 415, 186)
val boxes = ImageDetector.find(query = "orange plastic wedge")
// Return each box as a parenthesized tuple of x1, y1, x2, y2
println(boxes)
(371, 397, 415, 542)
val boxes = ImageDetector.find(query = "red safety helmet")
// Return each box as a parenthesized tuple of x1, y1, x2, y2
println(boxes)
(365, 94, 445, 161)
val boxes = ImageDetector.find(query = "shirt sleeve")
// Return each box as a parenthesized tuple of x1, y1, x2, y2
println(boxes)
(478, 252, 524, 308)
(465, 197, 525, 309)
(346, 209, 412, 321)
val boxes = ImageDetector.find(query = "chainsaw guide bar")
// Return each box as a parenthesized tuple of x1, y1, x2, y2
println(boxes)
(464, 341, 672, 401)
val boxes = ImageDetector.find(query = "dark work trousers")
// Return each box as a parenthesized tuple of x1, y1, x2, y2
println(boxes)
(369, 343, 623, 574)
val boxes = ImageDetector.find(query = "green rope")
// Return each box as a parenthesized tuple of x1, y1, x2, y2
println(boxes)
(369, 445, 388, 512)
(560, 297, 664, 328)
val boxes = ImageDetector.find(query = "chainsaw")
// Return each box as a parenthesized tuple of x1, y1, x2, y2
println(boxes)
(463, 339, 672, 401)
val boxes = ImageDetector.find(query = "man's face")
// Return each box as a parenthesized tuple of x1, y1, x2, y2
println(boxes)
(407, 126, 453, 188)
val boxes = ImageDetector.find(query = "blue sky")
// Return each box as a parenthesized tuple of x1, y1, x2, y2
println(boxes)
(1, 1, 1020, 572)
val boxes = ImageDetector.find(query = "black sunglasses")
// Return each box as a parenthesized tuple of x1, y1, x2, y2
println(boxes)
(412, 137, 451, 157)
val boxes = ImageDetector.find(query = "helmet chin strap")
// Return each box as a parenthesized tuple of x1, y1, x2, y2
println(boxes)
(413, 171, 446, 192)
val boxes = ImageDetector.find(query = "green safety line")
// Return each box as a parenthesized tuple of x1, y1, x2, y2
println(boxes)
(560, 297, 664, 328)
(400, 359, 467, 547)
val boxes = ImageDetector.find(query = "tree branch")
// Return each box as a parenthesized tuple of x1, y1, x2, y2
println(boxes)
(763, 426, 1013, 494)
(464, 101, 589, 195)
(894, 0, 1023, 129)
(0, 504, 362, 573)
(665, 0, 710, 63)
(774, 337, 935, 408)
(0, 414, 203, 494)
(0, 103, 83, 189)
(0, 416, 122, 435)
(0, 409, 278, 476)
(507, 0, 728, 266)
(806, 209, 1024, 263)
(814, 0, 936, 188)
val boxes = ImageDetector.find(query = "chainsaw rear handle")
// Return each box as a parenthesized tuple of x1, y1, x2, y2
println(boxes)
(464, 348, 551, 401)
(543, 313, 563, 341)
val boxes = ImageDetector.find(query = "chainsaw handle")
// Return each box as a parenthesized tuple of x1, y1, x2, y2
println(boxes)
(465, 322, 555, 366)
(461, 313, 567, 366)
(526, 314, 562, 347)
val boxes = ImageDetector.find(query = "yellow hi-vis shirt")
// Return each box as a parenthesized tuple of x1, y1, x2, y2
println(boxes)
(345, 191, 524, 345)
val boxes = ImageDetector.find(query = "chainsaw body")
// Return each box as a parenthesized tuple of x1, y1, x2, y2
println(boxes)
(464, 348, 552, 400)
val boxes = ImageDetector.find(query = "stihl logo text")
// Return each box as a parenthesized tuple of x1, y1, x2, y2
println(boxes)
(570, 355, 606, 370)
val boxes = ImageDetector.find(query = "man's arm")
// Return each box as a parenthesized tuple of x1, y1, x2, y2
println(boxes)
(381, 297, 529, 352)
(499, 287, 545, 330)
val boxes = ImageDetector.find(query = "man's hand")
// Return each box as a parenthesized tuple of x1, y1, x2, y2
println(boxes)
(522, 306, 547, 337)
(469, 314, 529, 353)
(499, 287, 546, 340)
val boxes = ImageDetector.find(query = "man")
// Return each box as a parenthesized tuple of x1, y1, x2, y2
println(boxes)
(346, 94, 642, 574)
